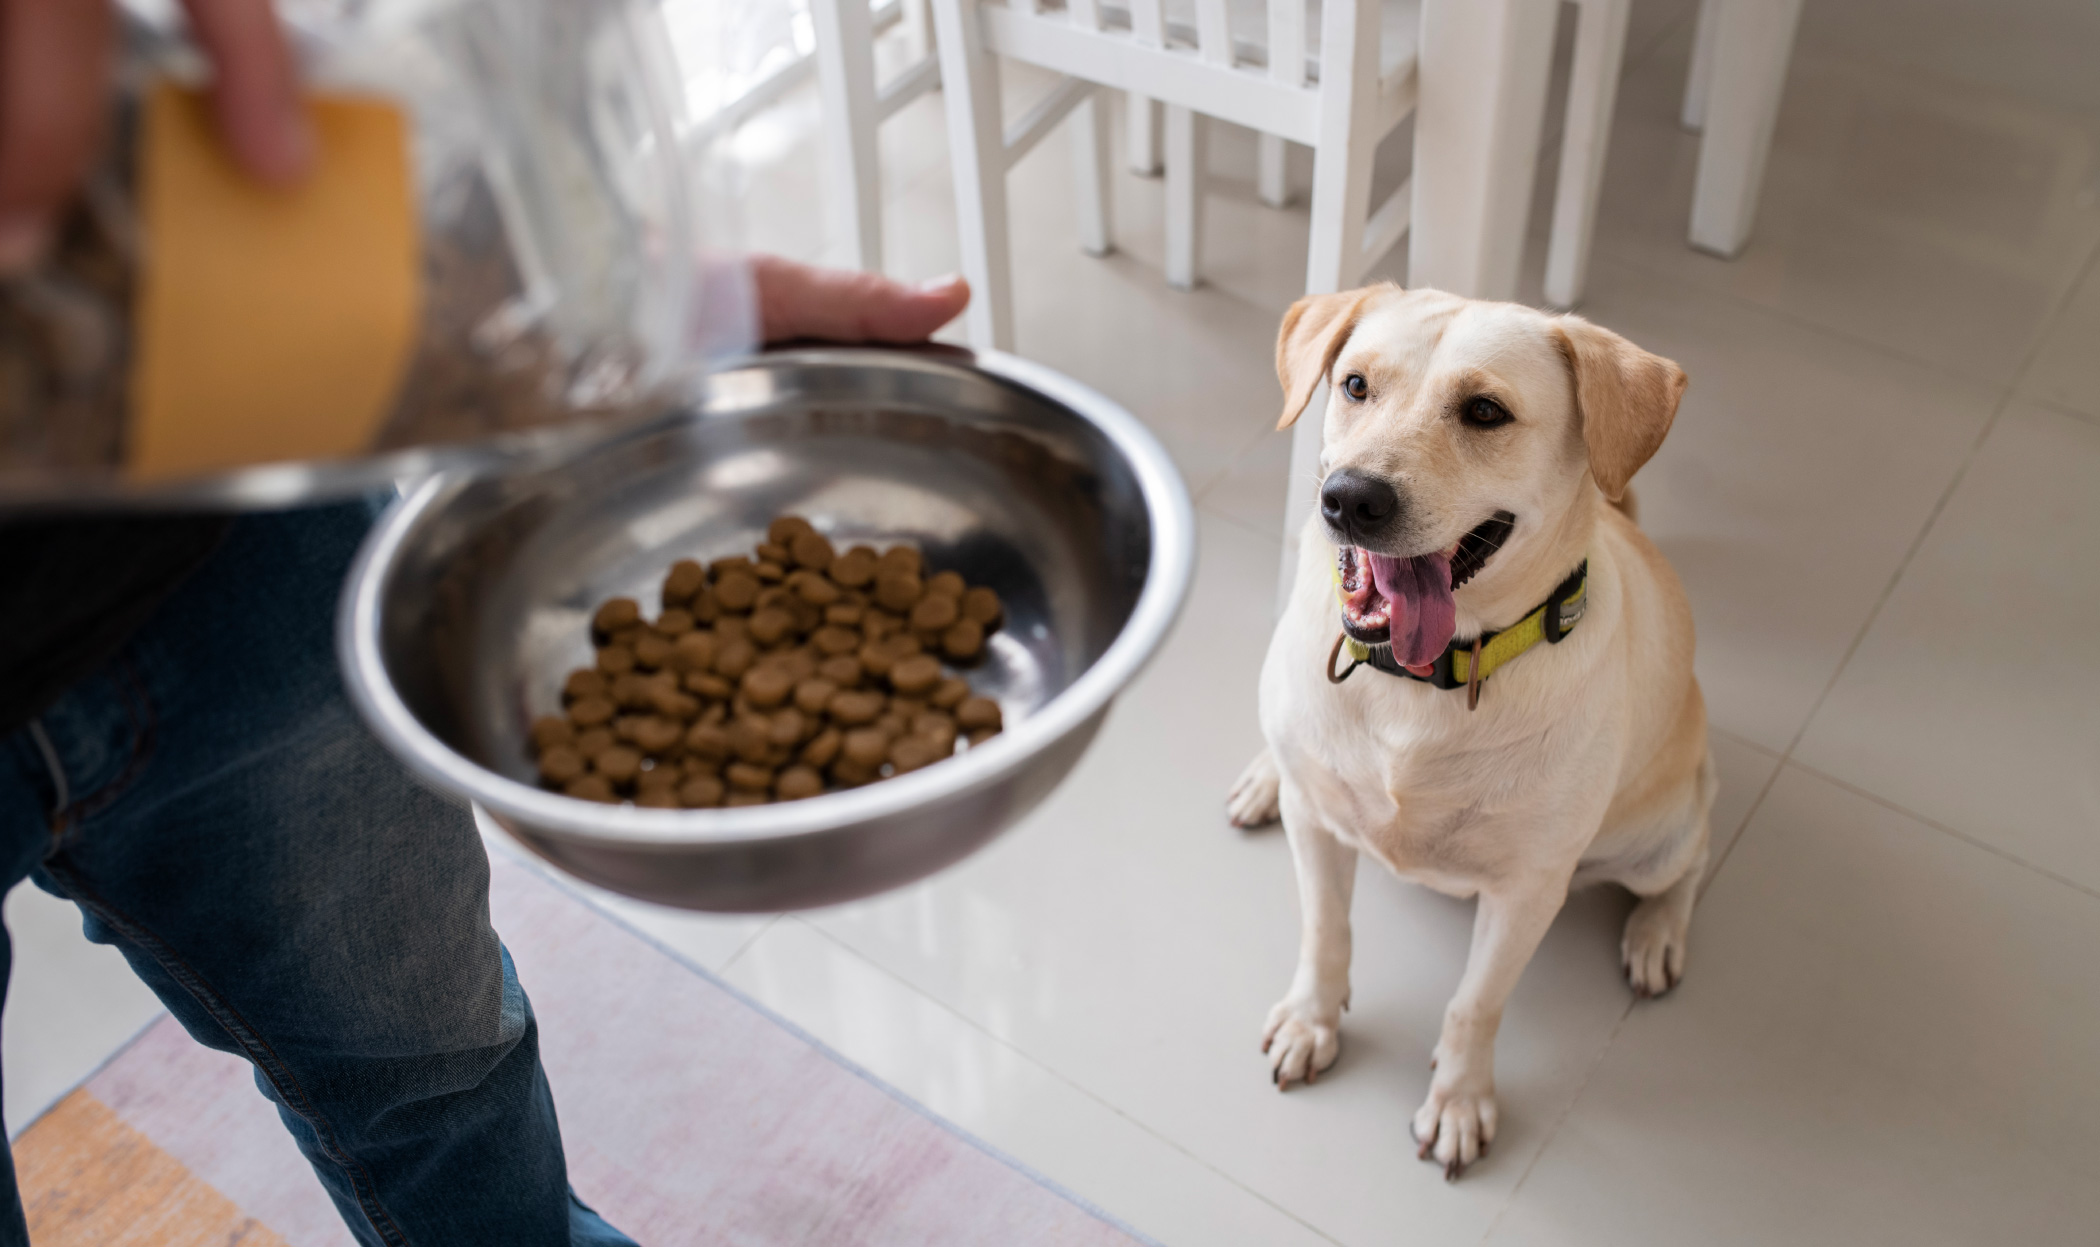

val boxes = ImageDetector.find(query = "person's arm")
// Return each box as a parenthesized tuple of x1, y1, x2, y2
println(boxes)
(0, 0, 969, 341)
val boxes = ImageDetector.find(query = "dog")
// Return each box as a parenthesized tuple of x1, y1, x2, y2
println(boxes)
(1226, 284, 1713, 1180)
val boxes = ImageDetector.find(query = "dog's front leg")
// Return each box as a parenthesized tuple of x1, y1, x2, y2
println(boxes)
(1414, 871, 1571, 1179)
(1262, 807, 1357, 1088)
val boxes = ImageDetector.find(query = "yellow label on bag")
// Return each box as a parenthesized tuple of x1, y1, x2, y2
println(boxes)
(129, 83, 421, 480)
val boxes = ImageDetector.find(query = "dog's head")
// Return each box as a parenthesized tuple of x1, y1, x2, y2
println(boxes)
(1278, 284, 1686, 668)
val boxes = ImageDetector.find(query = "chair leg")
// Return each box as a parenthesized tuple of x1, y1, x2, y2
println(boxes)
(1164, 104, 1206, 290)
(1127, 93, 1161, 175)
(811, 0, 885, 272)
(929, 0, 1015, 346)
(1681, 0, 1718, 131)
(1072, 93, 1115, 257)
(1258, 133, 1291, 207)
(1689, 0, 1804, 258)
(1543, 0, 1630, 310)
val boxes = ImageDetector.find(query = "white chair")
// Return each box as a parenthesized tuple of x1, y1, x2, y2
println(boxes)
(808, 0, 944, 271)
(929, 0, 1634, 346)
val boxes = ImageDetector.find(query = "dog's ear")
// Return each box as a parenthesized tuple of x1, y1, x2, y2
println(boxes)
(1276, 288, 1378, 430)
(1553, 317, 1688, 501)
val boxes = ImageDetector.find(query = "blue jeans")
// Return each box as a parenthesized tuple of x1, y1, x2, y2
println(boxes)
(0, 501, 636, 1247)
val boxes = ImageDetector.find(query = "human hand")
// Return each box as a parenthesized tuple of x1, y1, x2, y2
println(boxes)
(0, 0, 311, 272)
(752, 254, 970, 345)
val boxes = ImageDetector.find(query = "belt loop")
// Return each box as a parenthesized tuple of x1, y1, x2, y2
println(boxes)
(26, 719, 70, 825)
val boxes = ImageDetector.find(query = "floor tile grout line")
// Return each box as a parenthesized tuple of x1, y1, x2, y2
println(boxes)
(1477, 997, 1642, 1245)
(2022, 393, 2100, 429)
(1702, 234, 2100, 892)
(779, 916, 1351, 1247)
(1766, 234, 2100, 766)
(1586, 247, 2029, 395)
(1477, 719, 1791, 1234)
(1707, 723, 1784, 761)
(1780, 758, 2100, 906)
(712, 913, 786, 977)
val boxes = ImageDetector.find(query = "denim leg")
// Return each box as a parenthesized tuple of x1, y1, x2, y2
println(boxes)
(0, 501, 633, 1247)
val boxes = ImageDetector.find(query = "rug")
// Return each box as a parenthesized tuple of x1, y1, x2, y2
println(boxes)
(14, 853, 1148, 1247)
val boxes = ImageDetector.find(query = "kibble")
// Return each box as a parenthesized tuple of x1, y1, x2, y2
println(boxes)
(531, 521, 1007, 807)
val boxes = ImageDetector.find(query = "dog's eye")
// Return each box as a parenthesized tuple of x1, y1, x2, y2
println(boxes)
(1461, 396, 1513, 428)
(1341, 373, 1368, 401)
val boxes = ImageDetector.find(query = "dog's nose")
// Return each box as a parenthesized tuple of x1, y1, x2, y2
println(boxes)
(1320, 469, 1401, 541)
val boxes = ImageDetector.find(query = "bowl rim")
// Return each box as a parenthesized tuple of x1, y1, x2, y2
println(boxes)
(337, 343, 1196, 850)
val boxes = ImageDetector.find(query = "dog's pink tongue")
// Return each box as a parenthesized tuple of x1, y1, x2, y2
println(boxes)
(1367, 552, 1457, 669)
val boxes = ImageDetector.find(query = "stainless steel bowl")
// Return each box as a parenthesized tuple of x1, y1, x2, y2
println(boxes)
(338, 346, 1194, 911)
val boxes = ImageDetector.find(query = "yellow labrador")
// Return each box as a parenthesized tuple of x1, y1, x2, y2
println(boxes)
(1226, 285, 1713, 1179)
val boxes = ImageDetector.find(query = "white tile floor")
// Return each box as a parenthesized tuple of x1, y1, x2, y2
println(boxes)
(12, 0, 2100, 1241)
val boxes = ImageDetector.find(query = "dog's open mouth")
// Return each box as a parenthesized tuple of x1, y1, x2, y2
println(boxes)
(1337, 512, 1517, 669)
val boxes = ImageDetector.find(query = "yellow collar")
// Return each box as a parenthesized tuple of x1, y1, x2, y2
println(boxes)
(1328, 561, 1588, 709)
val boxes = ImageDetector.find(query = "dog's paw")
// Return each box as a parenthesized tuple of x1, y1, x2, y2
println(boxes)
(1261, 996, 1340, 1089)
(1226, 750, 1282, 828)
(1411, 1074, 1498, 1181)
(1621, 893, 1690, 998)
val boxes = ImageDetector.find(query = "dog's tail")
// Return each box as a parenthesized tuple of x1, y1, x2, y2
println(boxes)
(1611, 485, 1641, 524)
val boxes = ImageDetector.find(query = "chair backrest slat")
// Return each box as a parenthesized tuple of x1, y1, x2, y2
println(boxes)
(1268, 0, 1306, 85)
(1130, 0, 1165, 47)
(1193, 0, 1233, 64)
(1070, 0, 1101, 31)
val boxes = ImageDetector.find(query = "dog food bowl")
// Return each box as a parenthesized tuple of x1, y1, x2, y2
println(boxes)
(338, 346, 1194, 911)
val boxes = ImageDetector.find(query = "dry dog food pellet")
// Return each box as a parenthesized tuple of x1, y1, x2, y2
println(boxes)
(961, 587, 1003, 630)
(593, 746, 642, 783)
(685, 720, 731, 758)
(802, 727, 842, 768)
(725, 761, 775, 792)
(874, 573, 922, 613)
(569, 696, 616, 728)
(956, 698, 1003, 732)
(713, 640, 758, 679)
(531, 521, 1008, 807)
(910, 594, 958, 633)
(742, 666, 795, 708)
(714, 572, 760, 612)
(829, 549, 877, 588)
(538, 744, 585, 784)
(531, 715, 575, 750)
(942, 619, 985, 662)
(663, 560, 707, 604)
(776, 765, 824, 801)
(888, 654, 942, 695)
(789, 530, 833, 569)
(794, 678, 838, 715)
(889, 735, 939, 774)
(828, 690, 885, 726)
(566, 775, 617, 803)
(632, 633, 673, 670)
(679, 775, 726, 808)
(593, 598, 641, 637)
